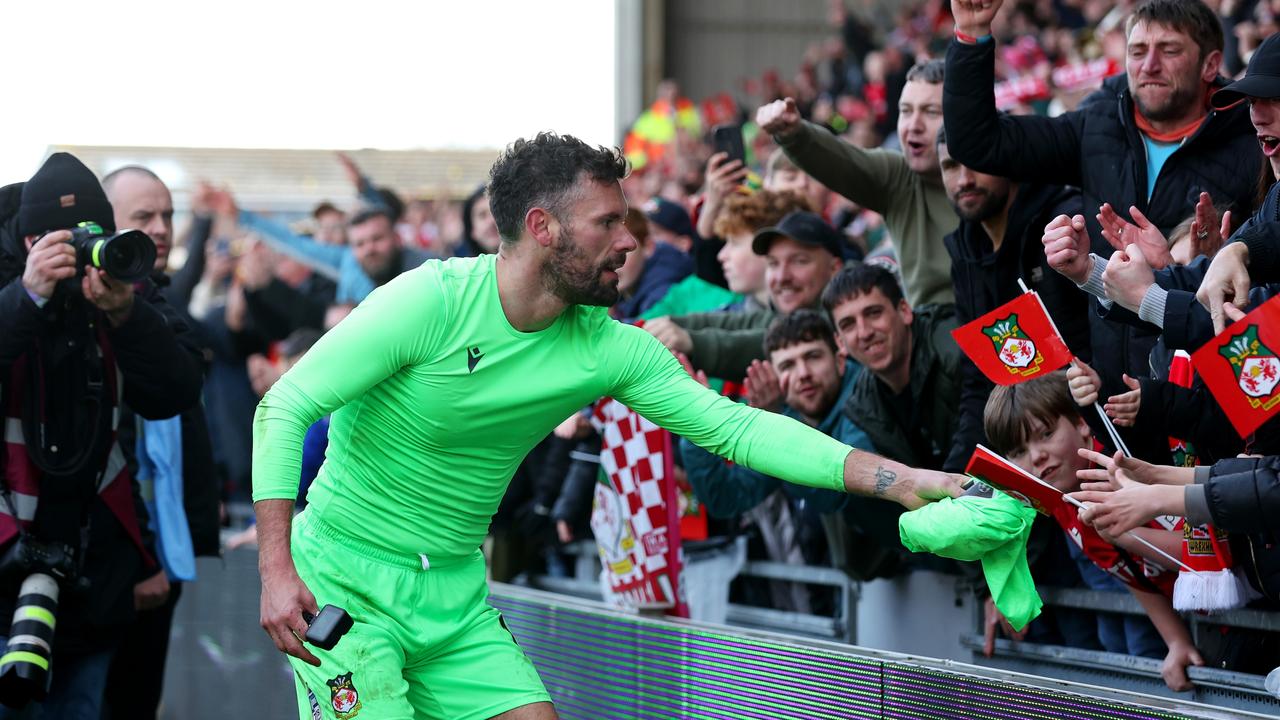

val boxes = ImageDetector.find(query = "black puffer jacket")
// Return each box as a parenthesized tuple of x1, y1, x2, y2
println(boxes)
(945, 182, 1091, 460)
(944, 39, 1259, 462)
(1198, 457, 1280, 602)
(944, 41, 1259, 247)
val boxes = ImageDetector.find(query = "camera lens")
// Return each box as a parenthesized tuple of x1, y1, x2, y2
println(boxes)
(97, 230, 155, 282)
(0, 573, 58, 708)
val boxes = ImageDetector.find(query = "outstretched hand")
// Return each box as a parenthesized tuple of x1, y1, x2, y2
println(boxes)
(1195, 242, 1251, 334)
(646, 316, 694, 354)
(1097, 204, 1173, 269)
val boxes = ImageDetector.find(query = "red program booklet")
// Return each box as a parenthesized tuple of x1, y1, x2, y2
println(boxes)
(964, 444, 1081, 516)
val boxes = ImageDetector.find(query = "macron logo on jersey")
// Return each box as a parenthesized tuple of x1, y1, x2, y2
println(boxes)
(467, 346, 485, 373)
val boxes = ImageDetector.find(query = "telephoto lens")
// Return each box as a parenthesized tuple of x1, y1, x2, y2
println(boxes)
(68, 222, 156, 283)
(0, 574, 58, 708)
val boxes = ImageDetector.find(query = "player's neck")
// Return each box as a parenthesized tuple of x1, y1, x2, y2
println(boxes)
(495, 250, 568, 332)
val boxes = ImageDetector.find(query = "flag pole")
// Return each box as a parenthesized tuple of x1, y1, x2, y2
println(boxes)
(1059, 493, 1198, 575)
(1016, 279, 1132, 458)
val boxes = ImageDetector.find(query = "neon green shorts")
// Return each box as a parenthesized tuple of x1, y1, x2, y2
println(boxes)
(288, 510, 551, 720)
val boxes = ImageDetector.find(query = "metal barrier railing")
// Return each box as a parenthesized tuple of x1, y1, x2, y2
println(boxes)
(533, 541, 1280, 714)
(492, 583, 1276, 720)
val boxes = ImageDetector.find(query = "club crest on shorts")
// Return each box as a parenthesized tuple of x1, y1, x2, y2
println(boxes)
(1219, 325, 1280, 408)
(982, 313, 1043, 375)
(326, 672, 362, 719)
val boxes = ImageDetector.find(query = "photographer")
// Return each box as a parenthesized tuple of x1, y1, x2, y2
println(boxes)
(0, 153, 202, 716)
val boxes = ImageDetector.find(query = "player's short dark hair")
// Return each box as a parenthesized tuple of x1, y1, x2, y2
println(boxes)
(1127, 0, 1223, 61)
(983, 370, 1082, 456)
(486, 132, 630, 243)
(821, 262, 904, 315)
(763, 309, 837, 356)
(905, 59, 944, 85)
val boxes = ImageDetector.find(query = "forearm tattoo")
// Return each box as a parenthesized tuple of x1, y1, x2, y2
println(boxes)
(873, 465, 897, 497)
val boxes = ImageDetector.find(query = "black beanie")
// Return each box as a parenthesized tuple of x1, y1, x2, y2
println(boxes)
(18, 153, 115, 238)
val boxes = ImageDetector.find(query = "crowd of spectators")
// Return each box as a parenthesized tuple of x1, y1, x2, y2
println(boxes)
(6, 0, 1280, 714)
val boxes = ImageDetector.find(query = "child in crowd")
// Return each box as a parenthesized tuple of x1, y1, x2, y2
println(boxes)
(983, 371, 1203, 691)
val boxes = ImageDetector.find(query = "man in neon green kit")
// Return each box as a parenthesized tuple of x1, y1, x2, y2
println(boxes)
(253, 133, 965, 720)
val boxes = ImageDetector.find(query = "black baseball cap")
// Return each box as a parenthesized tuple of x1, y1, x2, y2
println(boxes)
(644, 197, 694, 238)
(752, 211, 844, 258)
(1213, 32, 1280, 109)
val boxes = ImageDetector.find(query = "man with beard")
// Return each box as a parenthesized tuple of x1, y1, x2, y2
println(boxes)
(348, 207, 428, 288)
(252, 133, 965, 720)
(944, 0, 1257, 463)
(938, 129, 1091, 463)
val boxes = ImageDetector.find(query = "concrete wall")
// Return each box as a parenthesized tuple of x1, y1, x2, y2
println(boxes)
(662, 0, 832, 106)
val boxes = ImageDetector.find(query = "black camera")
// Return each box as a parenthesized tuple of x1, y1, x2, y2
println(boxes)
(68, 222, 156, 283)
(0, 536, 78, 590)
(0, 536, 78, 709)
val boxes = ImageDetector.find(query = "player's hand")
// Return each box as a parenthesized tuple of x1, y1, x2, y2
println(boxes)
(260, 565, 322, 667)
(134, 570, 170, 611)
(1103, 374, 1142, 427)
(1161, 641, 1203, 693)
(900, 468, 965, 510)
(982, 596, 1027, 657)
(1097, 204, 1172, 269)
(1042, 214, 1092, 285)
(645, 317, 693, 354)
(82, 267, 135, 327)
(951, 0, 1004, 38)
(1101, 242, 1156, 312)
(22, 230, 77, 301)
(756, 98, 803, 140)
(1065, 359, 1102, 407)
(1195, 241, 1251, 334)
(745, 359, 783, 412)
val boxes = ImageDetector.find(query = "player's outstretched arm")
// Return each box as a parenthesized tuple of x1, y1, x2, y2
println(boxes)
(842, 449, 965, 510)
(257, 499, 321, 667)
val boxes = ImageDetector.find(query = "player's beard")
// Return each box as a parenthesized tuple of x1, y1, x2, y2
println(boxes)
(542, 225, 623, 307)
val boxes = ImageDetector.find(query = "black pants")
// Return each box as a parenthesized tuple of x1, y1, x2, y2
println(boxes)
(102, 581, 182, 720)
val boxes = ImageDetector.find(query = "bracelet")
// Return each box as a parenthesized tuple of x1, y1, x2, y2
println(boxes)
(954, 28, 992, 44)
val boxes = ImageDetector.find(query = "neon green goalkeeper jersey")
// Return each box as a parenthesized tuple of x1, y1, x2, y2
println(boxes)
(252, 254, 852, 559)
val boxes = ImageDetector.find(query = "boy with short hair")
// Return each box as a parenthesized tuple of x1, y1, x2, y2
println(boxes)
(983, 371, 1203, 691)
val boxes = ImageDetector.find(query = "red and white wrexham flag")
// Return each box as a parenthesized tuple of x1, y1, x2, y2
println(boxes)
(951, 292, 1074, 385)
(1191, 294, 1280, 438)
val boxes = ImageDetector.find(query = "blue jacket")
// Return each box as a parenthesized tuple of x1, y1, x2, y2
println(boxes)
(614, 242, 693, 320)
(681, 361, 871, 518)
(241, 211, 436, 304)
